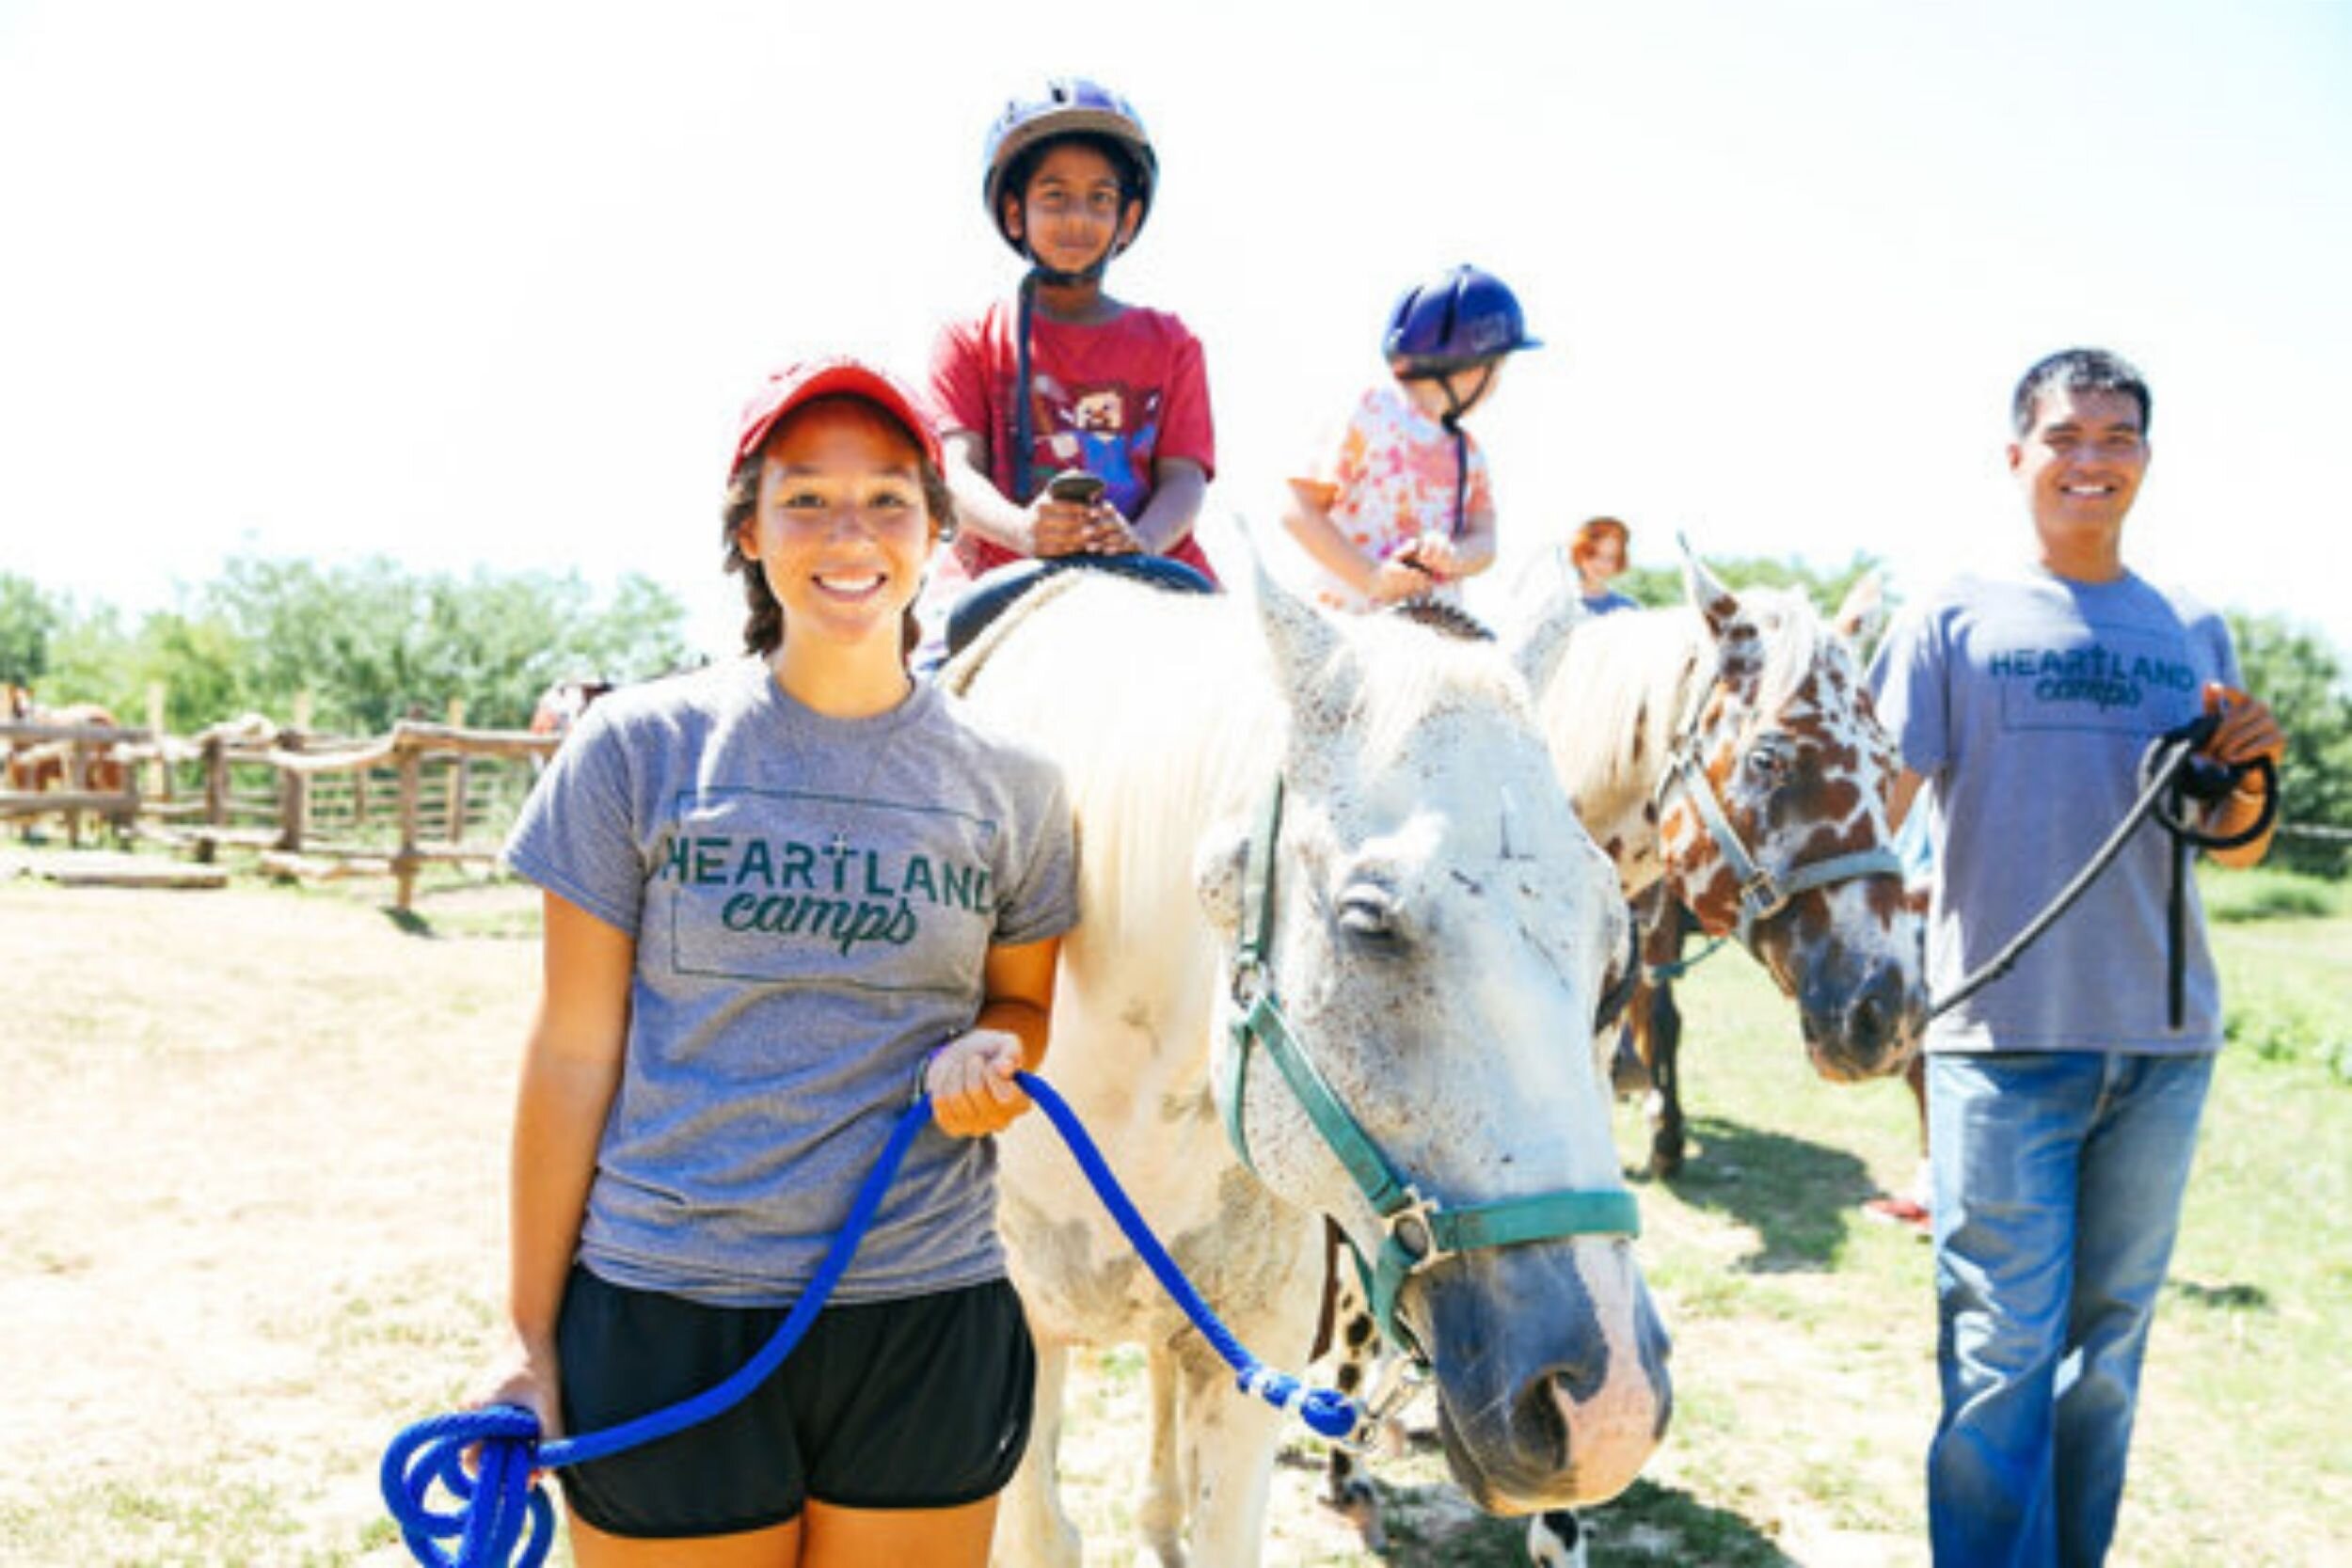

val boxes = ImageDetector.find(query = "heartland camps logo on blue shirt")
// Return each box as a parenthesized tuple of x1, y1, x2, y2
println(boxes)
(1989, 639, 2200, 723)
(655, 829, 996, 957)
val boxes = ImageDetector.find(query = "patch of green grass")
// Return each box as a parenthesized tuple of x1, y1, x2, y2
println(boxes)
(2199, 864, 2347, 923)
(2213, 915, 2352, 1081)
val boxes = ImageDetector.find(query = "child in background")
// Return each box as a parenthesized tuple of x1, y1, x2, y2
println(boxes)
(922, 77, 1217, 657)
(1509, 514, 1640, 624)
(1280, 263, 1540, 613)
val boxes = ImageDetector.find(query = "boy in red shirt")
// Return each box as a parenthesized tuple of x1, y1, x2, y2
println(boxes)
(922, 78, 1216, 657)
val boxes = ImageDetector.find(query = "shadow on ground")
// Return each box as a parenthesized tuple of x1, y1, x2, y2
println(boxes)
(1650, 1114, 1878, 1272)
(1333, 1461, 1798, 1566)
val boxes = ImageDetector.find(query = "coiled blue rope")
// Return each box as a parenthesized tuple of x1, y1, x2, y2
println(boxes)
(379, 1070, 1357, 1568)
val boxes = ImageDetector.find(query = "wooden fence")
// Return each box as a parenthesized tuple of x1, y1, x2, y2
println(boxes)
(4, 708, 558, 910)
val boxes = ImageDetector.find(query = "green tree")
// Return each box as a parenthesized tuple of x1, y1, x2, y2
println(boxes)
(0, 574, 61, 688)
(2229, 611, 2352, 879)
(1620, 551, 1887, 623)
(37, 603, 137, 715)
(187, 555, 691, 734)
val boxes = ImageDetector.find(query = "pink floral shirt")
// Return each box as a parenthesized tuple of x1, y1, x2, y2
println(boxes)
(1294, 383, 1492, 612)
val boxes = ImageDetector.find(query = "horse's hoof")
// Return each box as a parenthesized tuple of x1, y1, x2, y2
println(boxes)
(1528, 1508, 1588, 1567)
(1324, 1475, 1388, 1552)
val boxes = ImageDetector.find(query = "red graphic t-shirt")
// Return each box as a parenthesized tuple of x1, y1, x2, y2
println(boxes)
(927, 298, 1218, 586)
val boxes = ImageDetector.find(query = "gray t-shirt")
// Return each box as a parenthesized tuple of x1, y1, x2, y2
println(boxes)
(505, 656, 1078, 1307)
(1868, 563, 2241, 1056)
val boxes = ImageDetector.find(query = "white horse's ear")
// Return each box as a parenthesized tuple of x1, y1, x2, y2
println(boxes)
(1505, 585, 1589, 697)
(1680, 535, 1767, 693)
(1194, 822, 1251, 938)
(1831, 569, 1887, 648)
(1251, 556, 1350, 727)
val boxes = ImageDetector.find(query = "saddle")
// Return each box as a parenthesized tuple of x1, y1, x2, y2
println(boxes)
(945, 554, 1216, 659)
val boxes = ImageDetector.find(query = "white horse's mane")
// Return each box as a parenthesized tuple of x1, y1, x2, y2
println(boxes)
(951, 576, 1535, 939)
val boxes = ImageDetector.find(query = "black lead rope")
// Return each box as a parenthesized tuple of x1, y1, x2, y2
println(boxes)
(1928, 713, 2279, 1025)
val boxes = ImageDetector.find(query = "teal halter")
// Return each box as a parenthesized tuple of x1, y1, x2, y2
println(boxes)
(1216, 776, 1642, 1360)
(1655, 666, 1906, 946)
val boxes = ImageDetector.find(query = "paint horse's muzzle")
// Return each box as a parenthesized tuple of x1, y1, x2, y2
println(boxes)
(1798, 948, 1925, 1083)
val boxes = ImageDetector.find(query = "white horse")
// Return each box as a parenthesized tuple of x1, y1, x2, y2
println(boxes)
(945, 567, 1671, 1567)
(1323, 554, 1927, 1566)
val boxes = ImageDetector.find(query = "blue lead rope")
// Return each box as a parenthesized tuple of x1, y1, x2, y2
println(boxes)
(379, 1070, 1357, 1568)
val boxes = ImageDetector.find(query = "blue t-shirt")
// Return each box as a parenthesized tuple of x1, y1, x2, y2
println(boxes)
(1868, 563, 2240, 1055)
(505, 657, 1078, 1307)
(1581, 589, 1639, 617)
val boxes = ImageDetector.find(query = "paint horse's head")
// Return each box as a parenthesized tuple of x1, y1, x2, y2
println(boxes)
(1198, 574, 1670, 1513)
(1654, 553, 1925, 1081)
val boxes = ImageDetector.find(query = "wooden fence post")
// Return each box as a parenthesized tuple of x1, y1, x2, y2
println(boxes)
(200, 735, 226, 863)
(442, 698, 469, 845)
(394, 732, 422, 911)
(278, 693, 312, 854)
(145, 683, 170, 801)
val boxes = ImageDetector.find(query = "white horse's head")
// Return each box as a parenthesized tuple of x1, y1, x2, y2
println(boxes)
(1659, 550, 1926, 1079)
(1197, 571, 1670, 1512)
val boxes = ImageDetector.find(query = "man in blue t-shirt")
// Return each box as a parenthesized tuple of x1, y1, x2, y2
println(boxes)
(1868, 347, 2285, 1566)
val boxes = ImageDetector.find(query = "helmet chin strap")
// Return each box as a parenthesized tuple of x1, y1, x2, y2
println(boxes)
(1024, 243, 1118, 289)
(1427, 363, 1495, 539)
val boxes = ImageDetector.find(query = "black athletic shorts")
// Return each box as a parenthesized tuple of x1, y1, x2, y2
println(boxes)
(553, 1265, 1036, 1539)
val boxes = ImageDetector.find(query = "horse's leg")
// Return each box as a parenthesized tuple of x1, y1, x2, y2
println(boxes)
(1645, 978, 1686, 1178)
(995, 1337, 1080, 1568)
(1318, 1285, 1390, 1551)
(1640, 910, 1690, 1178)
(1172, 1330, 1289, 1568)
(1139, 1340, 1186, 1567)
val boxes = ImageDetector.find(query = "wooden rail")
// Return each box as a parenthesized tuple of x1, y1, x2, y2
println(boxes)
(9, 711, 559, 909)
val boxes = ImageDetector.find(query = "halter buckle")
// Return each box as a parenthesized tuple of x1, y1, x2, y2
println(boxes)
(1231, 957, 1270, 1010)
(1738, 871, 1785, 925)
(1383, 1186, 1452, 1273)
(1341, 1349, 1433, 1453)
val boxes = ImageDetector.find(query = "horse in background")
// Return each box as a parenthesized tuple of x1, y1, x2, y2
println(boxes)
(3, 685, 131, 844)
(526, 676, 613, 740)
(1531, 552, 1922, 1176)
(946, 567, 1669, 1567)
(4, 686, 128, 796)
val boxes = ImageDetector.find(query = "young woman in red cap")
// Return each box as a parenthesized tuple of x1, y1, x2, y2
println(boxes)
(485, 357, 1077, 1565)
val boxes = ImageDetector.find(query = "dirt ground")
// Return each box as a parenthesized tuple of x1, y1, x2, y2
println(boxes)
(0, 867, 1931, 1566)
(0, 873, 1381, 1563)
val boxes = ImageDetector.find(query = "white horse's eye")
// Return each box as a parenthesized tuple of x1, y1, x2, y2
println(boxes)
(1337, 886, 1402, 942)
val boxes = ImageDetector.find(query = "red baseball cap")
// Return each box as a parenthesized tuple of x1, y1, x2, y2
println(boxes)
(731, 356, 944, 476)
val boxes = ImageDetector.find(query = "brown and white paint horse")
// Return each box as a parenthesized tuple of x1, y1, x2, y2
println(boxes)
(1534, 552, 1923, 1168)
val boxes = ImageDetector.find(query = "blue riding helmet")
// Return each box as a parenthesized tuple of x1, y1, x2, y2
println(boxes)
(982, 77, 1159, 254)
(1382, 264, 1543, 374)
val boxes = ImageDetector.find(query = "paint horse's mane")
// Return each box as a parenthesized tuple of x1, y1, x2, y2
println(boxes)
(1535, 585, 1836, 811)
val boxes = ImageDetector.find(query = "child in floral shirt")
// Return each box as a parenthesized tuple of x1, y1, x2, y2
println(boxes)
(1281, 264, 1540, 613)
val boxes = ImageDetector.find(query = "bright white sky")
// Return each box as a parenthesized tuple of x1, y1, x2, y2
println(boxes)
(4, 0, 2347, 663)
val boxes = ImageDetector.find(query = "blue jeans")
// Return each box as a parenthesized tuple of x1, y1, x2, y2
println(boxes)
(1925, 1050, 2214, 1568)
